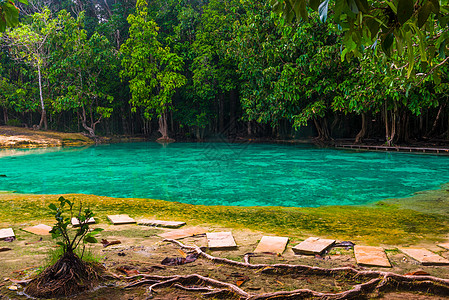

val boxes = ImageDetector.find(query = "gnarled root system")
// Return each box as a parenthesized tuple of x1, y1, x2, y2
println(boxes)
(118, 239, 449, 299)
(25, 252, 100, 298)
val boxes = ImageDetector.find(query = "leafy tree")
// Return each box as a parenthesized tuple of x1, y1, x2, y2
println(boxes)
(191, 0, 242, 136)
(121, 0, 186, 141)
(2, 8, 59, 129)
(233, 2, 351, 140)
(49, 11, 115, 137)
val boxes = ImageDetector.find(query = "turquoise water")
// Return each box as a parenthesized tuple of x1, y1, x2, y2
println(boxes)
(0, 142, 449, 207)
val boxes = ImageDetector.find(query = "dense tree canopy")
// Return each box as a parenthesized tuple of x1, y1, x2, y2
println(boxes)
(0, 0, 449, 145)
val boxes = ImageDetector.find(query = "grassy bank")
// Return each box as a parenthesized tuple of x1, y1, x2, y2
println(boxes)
(1, 188, 448, 246)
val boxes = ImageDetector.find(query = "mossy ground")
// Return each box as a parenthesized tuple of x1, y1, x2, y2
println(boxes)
(1, 186, 448, 246)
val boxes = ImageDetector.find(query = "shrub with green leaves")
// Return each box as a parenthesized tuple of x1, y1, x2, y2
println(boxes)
(49, 196, 103, 258)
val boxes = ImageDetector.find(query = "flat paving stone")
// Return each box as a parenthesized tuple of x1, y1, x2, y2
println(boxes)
(0, 228, 15, 240)
(159, 227, 206, 240)
(206, 232, 237, 250)
(354, 245, 391, 267)
(23, 224, 52, 236)
(292, 237, 335, 255)
(107, 215, 136, 225)
(399, 248, 449, 265)
(254, 236, 289, 254)
(71, 217, 96, 226)
(438, 243, 449, 251)
(138, 219, 186, 228)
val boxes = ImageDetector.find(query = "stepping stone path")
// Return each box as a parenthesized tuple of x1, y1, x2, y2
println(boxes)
(71, 217, 96, 226)
(354, 245, 391, 267)
(0, 228, 15, 240)
(292, 237, 335, 255)
(107, 214, 136, 225)
(399, 248, 449, 266)
(206, 232, 237, 250)
(254, 236, 289, 254)
(438, 243, 449, 251)
(159, 227, 206, 240)
(138, 219, 186, 228)
(23, 224, 52, 236)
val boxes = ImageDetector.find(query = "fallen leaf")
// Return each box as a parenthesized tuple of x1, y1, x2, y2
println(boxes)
(235, 275, 249, 287)
(405, 270, 430, 276)
(177, 249, 187, 258)
(256, 266, 273, 273)
(276, 280, 284, 285)
(101, 239, 121, 248)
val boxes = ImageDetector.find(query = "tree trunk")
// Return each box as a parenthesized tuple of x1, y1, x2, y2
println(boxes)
(218, 94, 224, 134)
(81, 106, 95, 137)
(121, 105, 128, 135)
(229, 89, 237, 136)
(384, 103, 392, 146)
(427, 104, 445, 137)
(247, 121, 252, 136)
(355, 113, 366, 144)
(37, 64, 47, 130)
(387, 110, 396, 146)
(3, 107, 8, 125)
(157, 112, 174, 143)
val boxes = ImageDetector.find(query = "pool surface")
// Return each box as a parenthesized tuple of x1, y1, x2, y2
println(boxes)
(0, 142, 448, 207)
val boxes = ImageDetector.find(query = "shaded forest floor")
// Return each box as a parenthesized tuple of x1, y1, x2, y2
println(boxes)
(0, 188, 449, 299)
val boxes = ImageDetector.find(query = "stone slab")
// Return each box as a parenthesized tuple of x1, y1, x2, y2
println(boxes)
(159, 227, 206, 240)
(399, 248, 449, 266)
(206, 232, 237, 250)
(138, 219, 186, 228)
(254, 236, 289, 254)
(438, 243, 449, 251)
(292, 237, 335, 255)
(0, 228, 15, 240)
(354, 245, 391, 267)
(71, 217, 96, 226)
(107, 214, 136, 225)
(23, 224, 52, 236)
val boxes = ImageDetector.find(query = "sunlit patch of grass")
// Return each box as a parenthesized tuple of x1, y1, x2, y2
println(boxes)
(0, 192, 448, 246)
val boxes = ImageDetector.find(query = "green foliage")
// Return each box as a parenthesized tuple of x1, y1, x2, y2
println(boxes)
(48, 10, 115, 135)
(272, 0, 449, 80)
(120, 0, 186, 121)
(0, 0, 27, 32)
(5, 118, 20, 126)
(48, 196, 103, 257)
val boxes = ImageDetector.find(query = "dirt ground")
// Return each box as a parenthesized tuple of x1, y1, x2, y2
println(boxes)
(1, 223, 449, 299)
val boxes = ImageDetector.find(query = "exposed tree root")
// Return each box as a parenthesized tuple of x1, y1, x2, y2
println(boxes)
(120, 239, 449, 299)
(24, 252, 101, 298)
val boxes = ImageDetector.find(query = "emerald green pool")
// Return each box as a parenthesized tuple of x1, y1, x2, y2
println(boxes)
(0, 142, 448, 207)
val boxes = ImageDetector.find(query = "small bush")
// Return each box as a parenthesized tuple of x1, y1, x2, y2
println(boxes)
(25, 197, 104, 298)
(6, 119, 22, 127)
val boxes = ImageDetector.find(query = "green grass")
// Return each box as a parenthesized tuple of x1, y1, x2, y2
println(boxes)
(0, 191, 448, 246)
